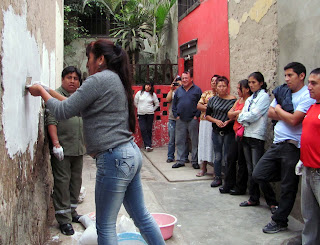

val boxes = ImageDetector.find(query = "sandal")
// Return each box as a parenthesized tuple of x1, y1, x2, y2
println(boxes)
(196, 170, 207, 177)
(239, 200, 260, 207)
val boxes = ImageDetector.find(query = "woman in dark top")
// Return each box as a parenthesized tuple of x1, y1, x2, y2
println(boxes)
(206, 77, 236, 187)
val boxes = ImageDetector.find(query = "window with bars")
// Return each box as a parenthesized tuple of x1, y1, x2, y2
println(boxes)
(78, 2, 116, 36)
(178, 0, 200, 21)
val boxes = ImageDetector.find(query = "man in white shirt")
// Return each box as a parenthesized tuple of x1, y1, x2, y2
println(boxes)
(252, 62, 315, 234)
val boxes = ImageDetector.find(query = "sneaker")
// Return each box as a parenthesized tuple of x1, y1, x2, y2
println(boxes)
(166, 158, 175, 163)
(146, 147, 153, 152)
(270, 205, 278, 214)
(262, 220, 287, 234)
(210, 176, 222, 187)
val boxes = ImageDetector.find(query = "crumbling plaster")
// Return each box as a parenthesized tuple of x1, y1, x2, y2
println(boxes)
(0, 1, 63, 244)
(228, 0, 278, 106)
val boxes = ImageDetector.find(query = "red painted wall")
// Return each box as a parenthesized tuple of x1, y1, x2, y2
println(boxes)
(178, 0, 230, 91)
(132, 85, 171, 148)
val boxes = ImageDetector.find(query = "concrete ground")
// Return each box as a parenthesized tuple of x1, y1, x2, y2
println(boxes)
(45, 147, 303, 245)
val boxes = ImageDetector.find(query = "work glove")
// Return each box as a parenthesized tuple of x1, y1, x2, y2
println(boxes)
(295, 160, 303, 176)
(53, 146, 64, 161)
(25, 81, 50, 92)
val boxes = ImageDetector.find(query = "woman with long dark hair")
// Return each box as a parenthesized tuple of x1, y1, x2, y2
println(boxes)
(27, 39, 165, 245)
(237, 72, 278, 212)
(134, 82, 159, 152)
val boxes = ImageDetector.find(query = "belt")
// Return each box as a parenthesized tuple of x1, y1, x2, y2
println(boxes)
(307, 167, 320, 174)
(275, 139, 298, 148)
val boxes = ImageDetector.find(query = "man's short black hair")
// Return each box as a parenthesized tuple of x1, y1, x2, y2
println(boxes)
(284, 62, 306, 80)
(62, 66, 82, 84)
(310, 68, 320, 76)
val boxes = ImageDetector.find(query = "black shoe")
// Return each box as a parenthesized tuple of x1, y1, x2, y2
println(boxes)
(230, 188, 246, 195)
(270, 206, 278, 214)
(60, 223, 74, 236)
(210, 177, 222, 187)
(72, 215, 82, 223)
(166, 158, 174, 163)
(239, 200, 260, 207)
(219, 186, 230, 194)
(192, 163, 200, 169)
(172, 162, 185, 168)
(263, 220, 287, 234)
(185, 159, 190, 163)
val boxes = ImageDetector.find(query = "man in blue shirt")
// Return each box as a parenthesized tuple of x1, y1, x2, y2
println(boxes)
(172, 70, 202, 169)
(252, 62, 315, 234)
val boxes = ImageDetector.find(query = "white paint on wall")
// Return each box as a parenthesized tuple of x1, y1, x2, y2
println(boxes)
(1, 5, 55, 160)
(50, 52, 56, 89)
(55, 1, 64, 88)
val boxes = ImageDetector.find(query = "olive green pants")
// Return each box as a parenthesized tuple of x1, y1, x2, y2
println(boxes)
(51, 155, 83, 225)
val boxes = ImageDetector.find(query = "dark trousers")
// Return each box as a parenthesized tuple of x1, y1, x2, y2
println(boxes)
(243, 137, 278, 206)
(138, 114, 154, 148)
(253, 142, 300, 226)
(224, 136, 248, 192)
(51, 155, 83, 225)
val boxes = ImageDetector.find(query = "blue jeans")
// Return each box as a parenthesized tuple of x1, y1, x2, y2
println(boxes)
(167, 120, 176, 160)
(212, 130, 235, 177)
(95, 140, 165, 245)
(302, 166, 320, 245)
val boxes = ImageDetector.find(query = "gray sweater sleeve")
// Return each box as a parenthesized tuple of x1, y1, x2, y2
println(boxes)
(46, 70, 133, 154)
(46, 76, 100, 120)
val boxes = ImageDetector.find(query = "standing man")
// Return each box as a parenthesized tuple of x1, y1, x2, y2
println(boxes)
(299, 68, 320, 245)
(252, 62, 315, 233)
(172, 70, 202, 169)
(166, 76, 180, 163)
(46, 66, 86, 236)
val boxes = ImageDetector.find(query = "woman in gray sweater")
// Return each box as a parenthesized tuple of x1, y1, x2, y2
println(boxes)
(28, 39, 165, 245)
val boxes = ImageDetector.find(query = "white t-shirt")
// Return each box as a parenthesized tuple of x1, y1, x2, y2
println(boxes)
(134, 91, 159, 115)
(270, 85, 315, 147)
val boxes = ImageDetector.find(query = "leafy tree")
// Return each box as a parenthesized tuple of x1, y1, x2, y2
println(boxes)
(111, 0, 153, 66)
(64, 1, 88, 47)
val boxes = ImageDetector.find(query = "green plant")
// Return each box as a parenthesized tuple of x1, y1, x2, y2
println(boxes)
(64, 4, 89, 46)
(110, 0, 176, 64)
(111, 0, 153, 65)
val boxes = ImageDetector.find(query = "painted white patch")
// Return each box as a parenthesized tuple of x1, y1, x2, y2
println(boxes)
(1, 6, 55, 160)
(50, 51, 56, 89)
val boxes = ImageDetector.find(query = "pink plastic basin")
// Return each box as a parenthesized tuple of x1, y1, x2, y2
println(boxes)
(151, 213, 177, 240)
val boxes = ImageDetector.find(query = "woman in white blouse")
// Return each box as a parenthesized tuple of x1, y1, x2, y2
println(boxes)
(134, 82, 159, 151)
